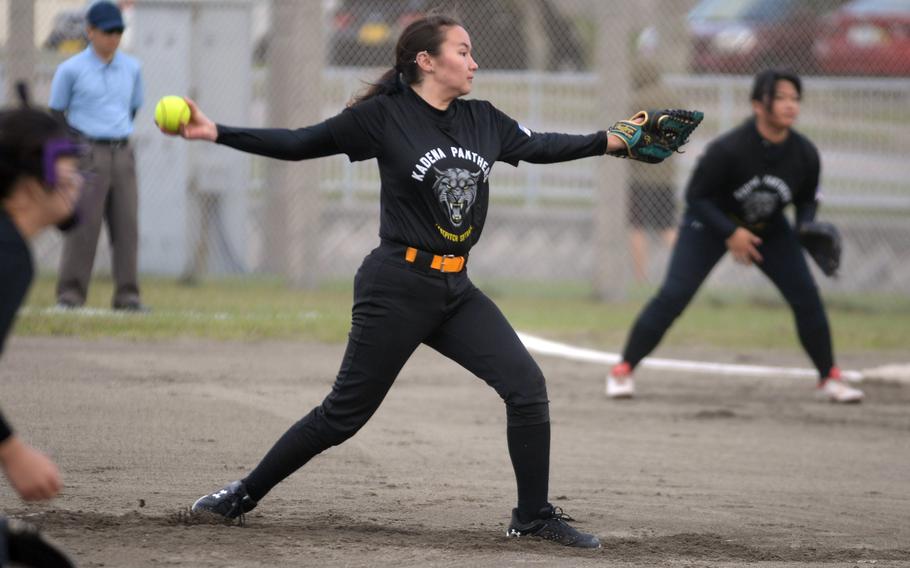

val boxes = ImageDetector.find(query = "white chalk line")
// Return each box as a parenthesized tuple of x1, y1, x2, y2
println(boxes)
(19, 306, 908, 384)
(517, 332, 903, 384)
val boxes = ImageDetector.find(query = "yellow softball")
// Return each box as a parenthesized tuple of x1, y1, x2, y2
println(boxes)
(154, 96, 191, 133)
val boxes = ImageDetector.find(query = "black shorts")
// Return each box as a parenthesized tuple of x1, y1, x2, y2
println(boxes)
(628, 182, 677, 230)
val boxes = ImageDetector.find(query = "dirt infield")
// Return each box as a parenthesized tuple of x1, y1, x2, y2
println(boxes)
(2, 336, 909, 567)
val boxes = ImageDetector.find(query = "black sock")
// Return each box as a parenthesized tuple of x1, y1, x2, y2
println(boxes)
(243, 409, 326, 502)
(507, 421, 550, 524)
(796, 321, 834, 383)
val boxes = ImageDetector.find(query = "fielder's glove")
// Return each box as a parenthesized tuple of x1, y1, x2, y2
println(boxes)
(608, 109, 704, 164)
(799, 220, 842, 277)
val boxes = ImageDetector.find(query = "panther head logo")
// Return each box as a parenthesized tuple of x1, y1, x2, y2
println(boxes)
(432, 167, 480, 227)
(743, 190, 780, 223)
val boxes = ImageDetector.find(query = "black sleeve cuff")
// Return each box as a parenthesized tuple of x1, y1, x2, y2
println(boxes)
(0, 410, 12, 443)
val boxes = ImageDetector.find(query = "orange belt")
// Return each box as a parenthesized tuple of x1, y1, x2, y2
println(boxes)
(405, 247, 466, 273)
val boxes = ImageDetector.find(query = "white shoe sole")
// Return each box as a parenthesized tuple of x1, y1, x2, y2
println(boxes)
(606, 376, 635, 399)
(819, 382, 864, 403)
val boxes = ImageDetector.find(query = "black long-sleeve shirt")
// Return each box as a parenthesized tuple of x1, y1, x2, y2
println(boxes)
(685, 118, 820, 239)
(1, 211, 34, 442)
(217, 86, 608, 256)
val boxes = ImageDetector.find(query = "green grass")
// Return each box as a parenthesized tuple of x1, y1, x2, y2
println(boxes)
(16, 274, 910, 352)
(19, 275, 354, 342)
(488, 282, 910, 352)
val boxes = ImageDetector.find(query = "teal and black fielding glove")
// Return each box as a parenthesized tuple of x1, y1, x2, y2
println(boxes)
(799, 220, 842, 277)
(607, 117, 670, 163)
(608, 109, 704, 164)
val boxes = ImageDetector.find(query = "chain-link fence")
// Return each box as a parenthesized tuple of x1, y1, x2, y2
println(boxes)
(4, 0, 909, 297)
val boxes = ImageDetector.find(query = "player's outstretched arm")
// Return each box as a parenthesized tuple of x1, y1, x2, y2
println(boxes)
(160, 97, 342, 162)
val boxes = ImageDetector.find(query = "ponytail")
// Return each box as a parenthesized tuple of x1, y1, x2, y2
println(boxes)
(349, 67, 404, 107)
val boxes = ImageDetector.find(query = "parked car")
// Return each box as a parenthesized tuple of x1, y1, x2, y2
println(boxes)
(43, 8, 88, 55)
(813, 0, 910, 76)
(688, 0, 850, 74)
(43, 2, 134, 55)
(326, 0, 587, 70)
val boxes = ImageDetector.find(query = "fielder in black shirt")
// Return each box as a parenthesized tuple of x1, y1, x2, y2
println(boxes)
(606, 69, 864, 404)
(181, 15, 661, 548)
(1, 101, 84, 567)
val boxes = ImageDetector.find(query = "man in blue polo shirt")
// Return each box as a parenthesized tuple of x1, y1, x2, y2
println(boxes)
(49, 1, 147, 312)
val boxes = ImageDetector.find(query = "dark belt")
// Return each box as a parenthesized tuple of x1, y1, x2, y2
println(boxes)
(405, 246, 466, 273)
(88, 137, 129, 147)
(729, 213, 767, 233)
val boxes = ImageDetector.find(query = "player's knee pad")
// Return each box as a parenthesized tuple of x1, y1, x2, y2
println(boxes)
(506, 400, 550, 427)
(503, 372, 549, 426)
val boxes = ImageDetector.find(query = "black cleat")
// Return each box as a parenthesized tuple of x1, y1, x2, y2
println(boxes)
(506, 505, 601, 549)
(192, 480, 257, 523)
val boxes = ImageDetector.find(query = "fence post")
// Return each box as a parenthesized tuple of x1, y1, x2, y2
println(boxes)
(6, 0, 35, 104)
(650, 0, 696, 74)
(266, 0, 324, 288)
(593, 3, 631, 301)
(523, 0, 547, 72)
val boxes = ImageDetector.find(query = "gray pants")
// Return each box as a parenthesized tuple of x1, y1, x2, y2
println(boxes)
(56, 141, 140, 307)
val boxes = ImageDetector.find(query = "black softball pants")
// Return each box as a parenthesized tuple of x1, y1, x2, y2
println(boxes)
(243, 241, 551, 521)
(621, 214, 835, 379)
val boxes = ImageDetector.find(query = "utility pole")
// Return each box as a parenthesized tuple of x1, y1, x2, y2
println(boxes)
(265, 0, 324, 287)
(6, 0, 36, 104)
(593, 3, 631, 300)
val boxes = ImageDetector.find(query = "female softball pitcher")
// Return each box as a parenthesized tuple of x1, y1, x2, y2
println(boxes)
(606, 69, 864, 404)
(169, 15, 679, 548)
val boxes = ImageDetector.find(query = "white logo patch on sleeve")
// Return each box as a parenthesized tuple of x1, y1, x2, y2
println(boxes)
(518, 123, 532, 137)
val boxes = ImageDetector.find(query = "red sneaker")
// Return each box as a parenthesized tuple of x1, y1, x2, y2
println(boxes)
(606, 361, 635, 399)
(818, 367, 864, 403)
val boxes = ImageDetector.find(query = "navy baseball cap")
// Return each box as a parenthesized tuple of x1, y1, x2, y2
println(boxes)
(86, 1, 125, 32)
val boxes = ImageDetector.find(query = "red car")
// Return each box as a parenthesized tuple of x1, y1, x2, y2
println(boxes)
(688, 0, 851, 74)
(813, 0, 910, 76)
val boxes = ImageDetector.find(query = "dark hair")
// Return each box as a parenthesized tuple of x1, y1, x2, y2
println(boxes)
(750, 68, 802, 112)
(0, 83, 74, 200)
(349, 13, 462, 106)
